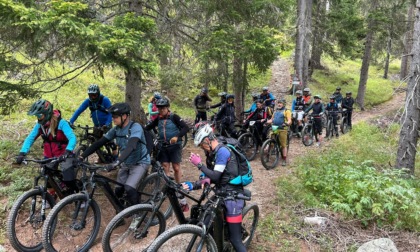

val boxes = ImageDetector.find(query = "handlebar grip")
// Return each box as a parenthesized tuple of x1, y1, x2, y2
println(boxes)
(236, 194, 251, 201)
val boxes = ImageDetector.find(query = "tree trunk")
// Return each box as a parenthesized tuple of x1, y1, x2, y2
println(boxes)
(232, 55, 244, 120)
(356, 0, 378, 110)
(294, 0, 306, 83)
(302, 0, 313, 87)
(310, 0, 326, 75)
(383, 34, 391, 79)
(400, 2, 415, 81)
(125, 67, 147, 124)
(395, 0, 420, 175)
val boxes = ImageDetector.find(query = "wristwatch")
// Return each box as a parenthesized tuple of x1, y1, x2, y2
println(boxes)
(197, 163, 204, 169)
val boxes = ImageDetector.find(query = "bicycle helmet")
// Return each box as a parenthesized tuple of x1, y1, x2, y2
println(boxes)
(346, 91, 352, 95)
(226, 94, 235, 99)
(295, 90, 303, 95)
(28, 99, 53, 125)
(218, 91, 227, 97)
(87, 84, 100, 102)
(156, 98, 170, 107)
(262, 87, 269, 91)
(329, 96, 336, 100)
(107, 103, 131, 115)
(194, 124, 214, 146)
(303, 87, 310, 93)
(251, 93, 260, 99)
(194, 121, 209, 134)
(201, 88, 208, 94)
(255, 99, 264, 104)
(277, 98, 286, 104)
(336, 87, 341, 91)
(154, 92, 162, 99)
(314, 95, 321, 99)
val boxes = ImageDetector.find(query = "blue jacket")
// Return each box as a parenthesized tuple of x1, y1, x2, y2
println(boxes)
(244, 102, 257, 113)
(70, 95, 112, 127)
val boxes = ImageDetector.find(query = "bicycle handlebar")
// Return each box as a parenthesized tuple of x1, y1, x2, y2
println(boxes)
(21, 157, 59, 165)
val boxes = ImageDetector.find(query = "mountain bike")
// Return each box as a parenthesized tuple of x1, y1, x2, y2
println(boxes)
(302, 114, 321, 146)
(146, 183, 259, 252)
(260, 125, 290, 169)
(325, 111, 339, 140)
(73, 125, 117, 163)
(41, 161, 165, 252)
(340, 108, 349, 134)
(7, 157, 77, 252)
(238, 121, 265, 161)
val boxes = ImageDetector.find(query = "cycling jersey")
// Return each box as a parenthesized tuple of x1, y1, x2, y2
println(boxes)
(70, 95, 112, 127)
(292, 97, 305, 111)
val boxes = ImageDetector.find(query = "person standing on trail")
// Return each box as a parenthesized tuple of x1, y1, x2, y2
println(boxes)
(243, 93, 260, 114)
(260, 87, 276, 109)
(267, 98, 292, 166)
(332, 87, 343, 107)
(326, 96, 340, 138)
(194, 88, 212, 124)
(148, 92, 161, 122)
(291, 90, 305, 137)
(304, 95, 325, 146)
(209, 91, 227, 111)
(215, 94, 238, 138)
(302, 87, 313, 110)
(341, 91, 354, 130)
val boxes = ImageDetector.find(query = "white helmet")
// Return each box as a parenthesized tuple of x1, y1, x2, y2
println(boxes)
(194, 124, 213, 146)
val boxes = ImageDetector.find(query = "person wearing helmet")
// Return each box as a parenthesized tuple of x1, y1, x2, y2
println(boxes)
(16, 99, 79, 198)
(326, 96, 340, 138)
(342, 91, 354, 129)
(194, 87, 213, 124)
(69, 84, 112, 131)
(148, 92, 161, 122)
(185, 124, 246, 252)
(243, 93, 260, 114)
(215, 94, 238, 138)
(79, 102, 150, 207)
(332, 87, 343, 107)
(242, 99, 267, 148)
(304, 95, 325, 146)
(302, 87, 313, 110)
(291, 90, 305, 137)
(267, 98, 292, 166)
(209, 91, 227, 110)
(260, 86, 276, 108)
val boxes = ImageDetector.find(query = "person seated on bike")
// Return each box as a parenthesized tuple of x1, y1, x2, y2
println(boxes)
(260, 86, 276, 109)
(79, 103, 150, 207)
(302, 87, 313, 110)
(242, 99, 267, 148)
(243, 93, 260, 114)
(326, 96, 340, 138)
(215, 94, 238, 138)
(342, 91, 354, 129)
(291, 90, 305, 136)
(183, 124, 247, 252)
(69, 84, 112, 136)
(304, 95, 325, 146)
(267, 98, 292, 166)
(194, 88, 212, 124)
(332, 87, 343, 107)
(16, 99, 79, 196)
(148, 92, 161, 122)
(209, 91, 227, 110)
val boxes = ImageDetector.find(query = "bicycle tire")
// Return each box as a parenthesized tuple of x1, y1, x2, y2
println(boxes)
(238, 133, 257, 161)
(102, 204, 166, 252)
(260, 139, 279, 170)
(340, 117, 348, 134)
(302, 124, 314, 146)
(326, 121, 333, 140)
(146, 224, 218, 252)
(242, 204, 260, 248)
(138, 172, 173, 222)
(7, 188, 56, 252)
(42, 193, 101, 252)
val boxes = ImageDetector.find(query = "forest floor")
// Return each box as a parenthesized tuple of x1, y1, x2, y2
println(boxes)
(3, 59, 419, 252)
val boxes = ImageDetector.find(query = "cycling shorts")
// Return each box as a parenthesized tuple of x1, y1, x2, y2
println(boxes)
(224, 198, 245, 224)
(292, 111, 305, 121)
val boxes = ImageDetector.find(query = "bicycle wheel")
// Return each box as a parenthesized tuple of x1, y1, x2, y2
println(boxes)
(326, 121, 333, 140)
(238, 133, 257, 161)
(74, 145, 87, 161)
(260, 139, 279, 170)
(302, 124, 314, 146)
(102, 204, 166, 252)
(42, 193, 101, 252)
(340, 117, 348, 134)
(7, 189, 56, 252)
(242, 204, 259, 248)
(138, 172, 173, 221)
(146, 224, 218, 252)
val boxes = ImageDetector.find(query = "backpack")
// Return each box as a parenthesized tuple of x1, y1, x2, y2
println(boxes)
(216, 136, 253, 186)
(126, 121, 154, 156)
(88, 95, 109, 114)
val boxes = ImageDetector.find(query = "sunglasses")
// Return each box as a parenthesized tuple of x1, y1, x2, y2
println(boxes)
(89, 93, 98, 98)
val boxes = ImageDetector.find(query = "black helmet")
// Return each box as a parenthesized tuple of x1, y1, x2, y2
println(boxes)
(346, 91, 352, 95)
(156, 98, 170, 107)
(277, 98, 286, 104)
(107, 103, 131, 115)
(201, 88, 208, 94)
(226, 94, 235, 99)
(329, 96, 336, 100)
(251, 93, 260, 99)
(336, 87, 341, 91)
(28, 99, 53, 125)
(255, 99, 264, 104)
(218, 91, 227, 97)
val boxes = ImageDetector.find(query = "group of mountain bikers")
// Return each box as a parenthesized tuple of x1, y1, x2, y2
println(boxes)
(13, 82, 354, 251)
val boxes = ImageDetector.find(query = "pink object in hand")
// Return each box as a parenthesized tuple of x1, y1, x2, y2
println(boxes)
(189, 153, 202, 166)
